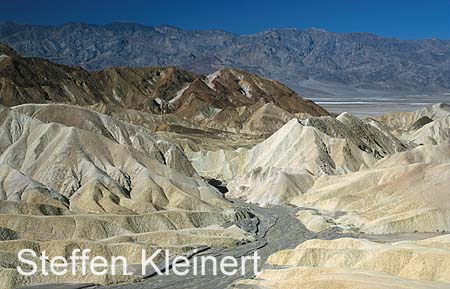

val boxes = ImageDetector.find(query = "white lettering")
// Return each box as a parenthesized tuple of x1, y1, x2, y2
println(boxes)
(141, 249, 162, 275)
(17, 249, 37, 276)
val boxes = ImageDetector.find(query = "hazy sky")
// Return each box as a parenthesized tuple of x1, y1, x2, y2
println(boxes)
(1, 0, 449, 39)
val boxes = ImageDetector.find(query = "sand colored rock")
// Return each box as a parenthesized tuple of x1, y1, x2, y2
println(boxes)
(228, 105, 450, 288)
(0, 164, 68, 209)
(374, 103, 450, 146)
(228, 168, 316, 206)
(292, 162, 450, 234)
(1, 104, 232, 214)
(0, 103, 259, 288)
(375, 143, 450, 168)
(235, 267, 450, 289)
(190, 114, 409, 206)
(234, 236, 450, 289)
(375, 103, 450, 131)
(296, 209, 337, 233)
(88, 103, 263, 153)
(191, 118, 378, 181)
(405, 116, 450, 145)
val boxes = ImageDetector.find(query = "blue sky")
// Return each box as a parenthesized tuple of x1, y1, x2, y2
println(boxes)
(1, 0, 449, 39)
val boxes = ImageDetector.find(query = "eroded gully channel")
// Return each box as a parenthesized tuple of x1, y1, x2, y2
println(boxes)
(24, 199, 346, 289)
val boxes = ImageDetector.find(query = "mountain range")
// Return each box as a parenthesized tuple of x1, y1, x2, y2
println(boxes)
(1, 21, 450, 97)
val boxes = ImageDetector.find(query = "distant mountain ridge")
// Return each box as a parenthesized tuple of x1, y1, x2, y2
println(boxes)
(1, 21, 450, 95)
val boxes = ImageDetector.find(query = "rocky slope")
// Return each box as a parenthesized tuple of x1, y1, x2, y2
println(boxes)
(292, 160, 450, 234)
(0, 43, 327, 138)
(0, 104, 256, 288)
(0, 100, 447, 289)
(1, 22, 450, 94)
(190, 112, 411, 206)
(189, 102, 450, 237)
(375, 103, 450, 130)
(234, 235, 450, 289)
(226, 103, 450, 288)
(375, 103, 450, 144)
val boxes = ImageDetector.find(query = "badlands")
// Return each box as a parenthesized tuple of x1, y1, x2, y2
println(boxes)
(0, 44, 449, 289)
